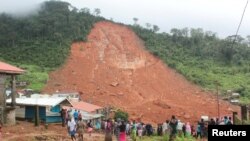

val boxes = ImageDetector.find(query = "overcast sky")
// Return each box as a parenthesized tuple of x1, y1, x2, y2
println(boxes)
(0, 0, 249, 38)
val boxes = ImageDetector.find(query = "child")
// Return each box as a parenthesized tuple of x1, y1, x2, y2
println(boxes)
(87, 120, 93, 137)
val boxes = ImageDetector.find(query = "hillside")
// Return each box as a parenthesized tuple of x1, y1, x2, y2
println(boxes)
(43, 21, 239, 123)
(131, 26, 250, 102)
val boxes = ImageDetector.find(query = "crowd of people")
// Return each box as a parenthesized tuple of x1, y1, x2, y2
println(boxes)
(60, 107, 234, 141)
(60, 108, 97, 141)
(160, 115, 233, 141)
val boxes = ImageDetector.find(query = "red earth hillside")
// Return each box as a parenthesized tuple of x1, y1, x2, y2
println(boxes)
(43, 21, 239, 124)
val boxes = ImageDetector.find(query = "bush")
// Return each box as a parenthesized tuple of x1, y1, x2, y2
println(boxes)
(114, 109, 129, 121)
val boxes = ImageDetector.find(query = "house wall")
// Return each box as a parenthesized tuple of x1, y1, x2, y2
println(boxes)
(46, 105, 62, 123)
(0, 75, 6, 123)
(46, 116, 62, 123)
(0, 75, 6, 106)
(25, 106, 46, 122)
(50, 105, 60, 112)
(5, 107, 15, 125)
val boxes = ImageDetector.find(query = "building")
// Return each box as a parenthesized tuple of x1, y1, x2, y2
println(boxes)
(6, 97, 72, 123)
(63, 101, 104, 124)
(71, 101, 104, 114)
(52, 92, 80, 102)
(0, 61, 25, 125)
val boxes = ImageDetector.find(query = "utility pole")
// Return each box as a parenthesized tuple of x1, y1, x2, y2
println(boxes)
(35, 105, 39, 126)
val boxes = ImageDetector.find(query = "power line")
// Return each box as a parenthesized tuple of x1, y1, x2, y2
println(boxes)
(231, 0, 248, 47)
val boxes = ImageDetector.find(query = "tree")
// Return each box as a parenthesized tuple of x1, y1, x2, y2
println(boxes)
(94, 8, 101, 16)
(246, 35, 250, 47)
(170, 28, 182, 37)
(114, 109, 129, 121)
(133, 17, 138, 25)
(80, 7, 90, 14)
(181, 27, 189, 37)
(226, 35, 244, 43)
(152, 25, 159, 33)
(145, 23, 151, 29)
(205, 31, 216, 40)
(190, 28, 204, 44)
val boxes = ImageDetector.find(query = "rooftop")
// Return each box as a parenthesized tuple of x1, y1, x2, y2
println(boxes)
(71, 101, 103, 112)
(0, 61, 25, 74)
(6, 97, 70, 107)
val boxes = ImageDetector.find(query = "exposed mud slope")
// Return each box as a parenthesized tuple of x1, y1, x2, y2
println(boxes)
(43, 21, 239, 123)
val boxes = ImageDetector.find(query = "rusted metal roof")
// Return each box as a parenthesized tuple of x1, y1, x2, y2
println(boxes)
(0, 61, 25, 74)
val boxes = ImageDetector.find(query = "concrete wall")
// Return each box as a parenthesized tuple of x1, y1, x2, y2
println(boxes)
(0, 75, 6, 107)
(0, 75, 6, 123)
(5, 107, 16, 125)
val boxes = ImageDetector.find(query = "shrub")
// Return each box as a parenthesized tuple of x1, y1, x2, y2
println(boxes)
(114, 109, 129, 121)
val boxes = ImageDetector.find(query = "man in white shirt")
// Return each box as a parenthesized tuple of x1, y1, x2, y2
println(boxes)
(177, 120, 183, 136)
(162, 120, 168, 134)
(67, 118, 76, 141)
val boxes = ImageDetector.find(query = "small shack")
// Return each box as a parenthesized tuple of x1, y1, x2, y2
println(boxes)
(71, 101, 104, 114)
(6, 97, 72, 123)
(63, 101, 104, 124)
(0, 61, 25, 125)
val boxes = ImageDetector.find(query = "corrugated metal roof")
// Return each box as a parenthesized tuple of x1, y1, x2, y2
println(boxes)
(6, 97, 69, 107)
(71, 101, 103, 112)
(0, 61, 25, 74)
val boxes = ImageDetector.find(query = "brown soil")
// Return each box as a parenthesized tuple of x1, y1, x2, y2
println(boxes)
(2, 121, 108, 141)
(43, 21, 239, 124)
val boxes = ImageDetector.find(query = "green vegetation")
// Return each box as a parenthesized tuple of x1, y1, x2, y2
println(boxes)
(114, 109, 129, 121)
(0, 1, 103, 91)
(137, 134, 196, 141)
(131, 25, 250, 102)
(17, 64, 49, 92)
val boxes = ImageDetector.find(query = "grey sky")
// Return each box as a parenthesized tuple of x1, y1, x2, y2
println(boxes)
(0, 0, 249, 38)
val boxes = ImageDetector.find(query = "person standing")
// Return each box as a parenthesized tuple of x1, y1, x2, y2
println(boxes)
(126, 121, 130, 135)
(227, 117, 233, 125)
(157, 124, 163, 136)
(131, 120, 137, 141)
(196, 122, 201, 139)
(177, 120, 183, 136)
(60, 108, 66, 127)
(67, 118, 76, 141)
(137, 122, 143, 139)
(73, 110, 78, 123)
(105, 119, 113, 141)
(191, 125, 196, 137)
(162, 120, 168, 135)
(114, 120, 121, 141)
(185, 122, 191, 136)
(87, 120, 93, 137)
(119, 121, 126, 141)
(78, 110, 82, 121)
(200, 119, 205, 138)
(77, 117, 85, 141)
(95, 120, 101, 132)
(169, 115, 178, 141)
